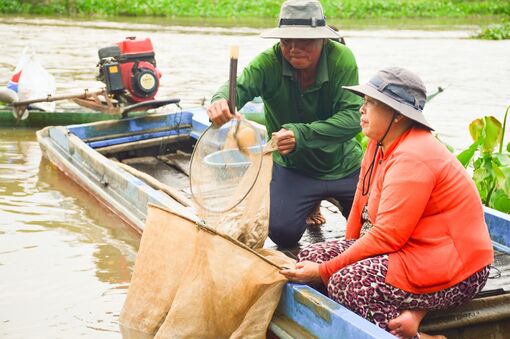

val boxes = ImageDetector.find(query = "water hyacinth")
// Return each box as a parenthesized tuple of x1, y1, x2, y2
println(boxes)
(1, 0, 509, 19)
(474, 21, 510, 40)
(457, 107, 510, 213)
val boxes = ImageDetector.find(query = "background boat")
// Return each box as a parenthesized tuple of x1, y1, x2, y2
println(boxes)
(0, 108, 120, 127)
(0, 96, 265, 128)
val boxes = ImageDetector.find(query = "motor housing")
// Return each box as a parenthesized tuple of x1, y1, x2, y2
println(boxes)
(97, 37, 161, 104)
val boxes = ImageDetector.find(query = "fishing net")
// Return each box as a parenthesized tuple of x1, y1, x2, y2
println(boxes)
(212, 145, 276, 249)
(190, 119, 275, 249)
(120, 204, 295, 338)
(120, 119, 292, 337)
(190, 119, 265, 213)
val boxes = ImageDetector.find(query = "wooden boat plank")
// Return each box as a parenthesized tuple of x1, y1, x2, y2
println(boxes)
(88, 129, 191, 149)
(122, 156, 190, 195)
(483, 250, 510, 292)
(115, 159, 193, 208)
(157, 151, 191, 176)
(421, 293, 510, 337)
(94, 134, 190, 155)
(82, 124, 192, 144)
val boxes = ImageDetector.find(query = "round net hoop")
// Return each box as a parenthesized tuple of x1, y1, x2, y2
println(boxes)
(189, 119, 265, 213)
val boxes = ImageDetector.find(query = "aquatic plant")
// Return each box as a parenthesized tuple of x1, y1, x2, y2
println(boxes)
(1, 0, 509, 19)
(457, 106, 510, 213)
(474, 21, 510, 40)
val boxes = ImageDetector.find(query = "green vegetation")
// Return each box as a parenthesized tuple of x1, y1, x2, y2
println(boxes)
(474, 21, 510, 40)
(457, 107, 510, 213)
(1, 0, 509, 19)
(325, 0, 510, 19)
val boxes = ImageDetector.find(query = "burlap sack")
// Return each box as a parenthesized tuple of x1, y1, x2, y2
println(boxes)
(120, 204, 295, 338)
(119, 205, 198, 335)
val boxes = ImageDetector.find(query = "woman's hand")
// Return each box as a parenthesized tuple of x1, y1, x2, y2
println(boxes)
(279, 261, 322, 284)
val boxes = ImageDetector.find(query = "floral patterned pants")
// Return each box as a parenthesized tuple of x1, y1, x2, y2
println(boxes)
(298, 239, 490, 335)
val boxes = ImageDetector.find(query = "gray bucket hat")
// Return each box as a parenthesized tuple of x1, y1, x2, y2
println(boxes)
(260, 0, 340, 39)
(343, 67, 433, 130)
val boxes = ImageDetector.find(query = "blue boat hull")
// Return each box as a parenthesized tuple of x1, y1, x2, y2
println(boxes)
(36, 109, 510, 338)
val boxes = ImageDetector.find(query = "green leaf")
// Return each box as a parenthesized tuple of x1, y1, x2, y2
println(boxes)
(469, 119, 484, 142)
(461, 109, 509, 213)
(473, 167, 492, 203)
(491, 162, 506, 183)
(497, 166, 510, 193)
(480, 116, 502, 153)
(456, 140, 480, 167)
(489, 189, 510, 213)
(493, 153, 510, 167)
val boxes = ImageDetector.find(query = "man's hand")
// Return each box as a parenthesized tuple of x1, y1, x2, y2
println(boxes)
(279, 261, 322, 284)
(272, 128, 296, 155)
(207, 98, 241, 126)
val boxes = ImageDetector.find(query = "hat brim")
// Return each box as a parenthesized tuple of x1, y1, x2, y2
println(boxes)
(260, 26, 341, 39)
(343, 84, 434, 131)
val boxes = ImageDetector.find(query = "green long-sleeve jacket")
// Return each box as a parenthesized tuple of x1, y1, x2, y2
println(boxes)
(211, 40, 363, 180)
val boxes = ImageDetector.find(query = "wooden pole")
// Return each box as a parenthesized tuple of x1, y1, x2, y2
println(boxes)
(13, 88, 106, 107)
(228, 46, 239, 115)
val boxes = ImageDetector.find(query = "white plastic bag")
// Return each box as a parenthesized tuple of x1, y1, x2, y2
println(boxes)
(16, 47, 56, 112)
(6, 47, 29, 93)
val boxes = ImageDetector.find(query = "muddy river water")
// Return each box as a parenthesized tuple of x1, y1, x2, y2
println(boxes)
(0, 16, 509, 338)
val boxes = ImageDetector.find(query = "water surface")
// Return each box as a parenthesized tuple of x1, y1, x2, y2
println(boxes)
(0, 129, 140, 338)
(0, 17, 509, 338)
(1, 16, 508, 149)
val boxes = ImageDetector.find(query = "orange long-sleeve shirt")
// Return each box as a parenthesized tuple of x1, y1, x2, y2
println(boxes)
(319, 127, 494, 294)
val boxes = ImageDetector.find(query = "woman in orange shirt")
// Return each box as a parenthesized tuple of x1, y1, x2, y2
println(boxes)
(281, 67, 494, 339)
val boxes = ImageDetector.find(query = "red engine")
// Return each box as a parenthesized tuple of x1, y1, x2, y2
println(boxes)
(97, 37, 161, 104)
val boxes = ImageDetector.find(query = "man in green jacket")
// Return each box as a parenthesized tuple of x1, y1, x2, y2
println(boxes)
(208, 0, 362, 248)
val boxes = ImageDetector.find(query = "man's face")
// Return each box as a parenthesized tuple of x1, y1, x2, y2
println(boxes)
(280, 38, 324, 70)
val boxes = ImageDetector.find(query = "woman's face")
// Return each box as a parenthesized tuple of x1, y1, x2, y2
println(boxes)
(280, 39, 324, 70)
(360, 96, 395, 140)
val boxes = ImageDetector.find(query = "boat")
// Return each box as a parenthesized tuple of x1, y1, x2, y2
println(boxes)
(0, 96, 265, 128)
(0, 93, 185, 128)
(0, 108, 123, 127)
(36, 108, 510, 338)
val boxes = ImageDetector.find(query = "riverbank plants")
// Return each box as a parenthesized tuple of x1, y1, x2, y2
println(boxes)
(474, 21, 510, 40)
(1, 0, 509, 19)
(457, 107, 510, 213)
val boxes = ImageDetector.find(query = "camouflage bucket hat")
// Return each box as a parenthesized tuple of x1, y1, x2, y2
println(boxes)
(344, 67, 433, 130)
